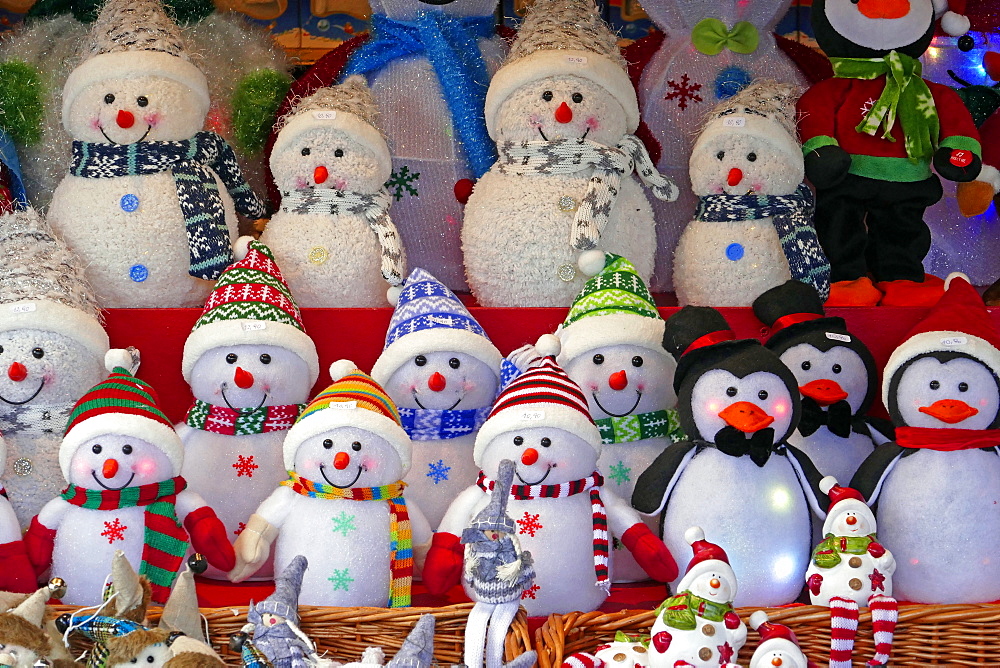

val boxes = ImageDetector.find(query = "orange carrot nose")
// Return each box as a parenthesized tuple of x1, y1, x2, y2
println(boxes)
(333, 452, 350, 470)
(555, 101, 573, 123)
(609, 370, 628, 391)
(727, 167, 743, 186)
(314, 165, 328, 184)
(521, 448, 539, 466)
(919, 398, 979, 424)
(799, 379, 849, 406)
(857, 0, 909, 19)
(846, 515, 858, 526)
(428, 372, 447, 392)
(102, 459, 119, 479)
(771, 658, 783, 667)
(234, 366, 254, 389)
(116, 109, 135, 129)
(718, 401, 774, 433)
(709, 578, 721, 589)
(7, 362, 26, 382)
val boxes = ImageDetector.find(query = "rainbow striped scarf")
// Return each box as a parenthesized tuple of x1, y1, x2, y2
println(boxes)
(281, 471, 412, 607)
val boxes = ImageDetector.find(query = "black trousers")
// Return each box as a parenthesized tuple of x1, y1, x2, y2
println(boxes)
(814, 172, 943, 282)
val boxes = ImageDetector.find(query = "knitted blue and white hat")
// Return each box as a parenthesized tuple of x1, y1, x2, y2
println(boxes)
(370, 268, 503, 386)
(250, 555, 307, 623)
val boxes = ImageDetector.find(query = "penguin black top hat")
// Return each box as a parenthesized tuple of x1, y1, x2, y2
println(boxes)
(664, 306, 757, 395)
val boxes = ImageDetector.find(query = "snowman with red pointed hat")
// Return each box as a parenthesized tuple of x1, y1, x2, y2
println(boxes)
(747, 611, 817, 668)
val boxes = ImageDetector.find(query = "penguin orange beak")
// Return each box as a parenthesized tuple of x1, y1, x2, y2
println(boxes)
(856, 0, 909, 19)
(799, 379, 848, 406)
(718, 401, 774, 433)
(919, 399, 979, 424)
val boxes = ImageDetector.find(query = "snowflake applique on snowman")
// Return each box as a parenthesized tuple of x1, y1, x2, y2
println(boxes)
(177, 238, 319, 581)
(648, 527, 746, 668)
(674, 79, 829, 306)
(262, 76, 405, 307)
(229, 362, 432, 608)
(47, 0, 266, 308)
(747, 611, 817, 668)
(462, 0, 678, 307)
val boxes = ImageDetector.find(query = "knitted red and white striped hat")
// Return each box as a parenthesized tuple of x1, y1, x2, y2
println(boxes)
(473, 357, 600, 465)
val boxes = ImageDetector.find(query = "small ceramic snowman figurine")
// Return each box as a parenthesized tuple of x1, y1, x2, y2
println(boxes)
(462, 0, 678, 307)
(632, 306, 829, 607)
(549, 251, 682, 582)
(593, 632, 650, 668)
(805, 476, 897, 668)
(0, 208, 110, 527)
(229, 362, 432, 608)
(23, 354, 236, 605)
(747, 611, 816, 668)
(0, 580, 70, 668)
(262, 76, 406, 307)
(425, 357, 677, 616)
(47, 0, 266, 308)
(177, 238, 319, 581)
(853, 273, 1000, 604)
(674, 80, 829, 307)
(648, 527, 746, 668)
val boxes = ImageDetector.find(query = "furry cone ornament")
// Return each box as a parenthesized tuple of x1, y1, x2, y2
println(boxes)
(747, 611, 817, 668)
(797, 0, 980, 307)
(632, 306, 829, 607)
(461, 0, 678, 307)
(23, 353, 235, 605)
(0, 207, 110, 528)
(647, 527, 746, 668)
(229, 363, 433, 608)
(46, 0, 266, 308)
(311, 614, 437, 668)
(0, 579, 72, 668)
(852, 273, 1000, 603)
(426, 357, 677, 616)
(674, 79, 830, 306)
(177, 237, 319, 581)
(261, 76, 406, 307)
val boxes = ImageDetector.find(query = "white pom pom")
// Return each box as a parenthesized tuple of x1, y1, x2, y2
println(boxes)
(387, 285, 403, 306)
(819, 475, 839, 495)
(749, 610, 769, 631)
(945, 272, 971, 290)
(328, 359, 358, 381)
(535, 334, 561, 358)
(684, 526, 705, 545)
(233, 236, 254, 262)
(942, 10, 971, 36)
(578, 250, 607, 277)
(105, 348, 135, 373)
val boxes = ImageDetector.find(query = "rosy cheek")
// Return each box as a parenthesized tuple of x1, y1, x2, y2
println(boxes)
(461, 380, 476, 392)
(587, 381, 599, 391)
(294, 176, 308, 190)
(712, 184, 724, 194)
(72, 460, 92, 477)
(133, 458, 159, 477)
(752, 181, 764, 192)
(636, 382, 646, 392)
(528, 114, 542, 128)
(362, 457, 379, 471)
(773, 402, 788, 416)
(333, 177, 347, 190)
(707, 401, 722, 415)
(585, 116, 600, 130)
(143, 113, 160, 127)
(981, 399, 990, 407)
(90, 117, 101, 130)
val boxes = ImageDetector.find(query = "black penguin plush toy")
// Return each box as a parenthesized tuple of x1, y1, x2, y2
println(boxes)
(633, 306, 828, 607)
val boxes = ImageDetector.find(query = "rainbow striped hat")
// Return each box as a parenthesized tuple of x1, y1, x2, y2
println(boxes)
(283, 360, 411, 472)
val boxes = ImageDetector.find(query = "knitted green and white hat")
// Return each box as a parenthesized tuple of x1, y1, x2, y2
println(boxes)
(182, 237, 319, 386)
(553, 252, 666, 366)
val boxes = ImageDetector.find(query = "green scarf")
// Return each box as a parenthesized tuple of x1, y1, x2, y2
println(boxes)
(831, 51, 938, 163)
(655, 591, 734, 630)
(596, 409, 685, 445)
(811, 533, 877, 569)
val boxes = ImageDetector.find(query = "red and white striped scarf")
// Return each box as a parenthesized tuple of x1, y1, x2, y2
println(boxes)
(476, 469, 609, 591)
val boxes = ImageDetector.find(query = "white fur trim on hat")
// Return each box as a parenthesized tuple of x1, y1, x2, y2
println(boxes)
(62, 51, 210, 126)
(60, 413, 184, 480)
(282, 403, 412, 472)
(484, 49, 639, 139)
(556, 312, 666, 366)
(271, 110, 392, 183)
(821, 496, 876, 537)
(182, 320, 320, 386)
(473, 400, 601, 466)
(676, 556, 736, 596)
(749, 610, 769, 631)
(0, 300, 109, 363)
(370, 328, 503, 387)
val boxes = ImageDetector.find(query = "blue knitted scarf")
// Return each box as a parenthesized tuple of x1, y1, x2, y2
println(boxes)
(70, 131, 266, 280)
(344, 12, 497, 179)
(398, 405, 491, 440)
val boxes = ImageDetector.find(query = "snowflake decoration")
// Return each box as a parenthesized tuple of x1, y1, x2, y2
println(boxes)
(233, 454, 259, 478)
(331, 511, 357, 537)
(234, 522, 246, 536)
(608, 461, 631, 486)
(386, 166, 420, 201)
(101, 519, 127, 544)
(870, 568, 886, 592)
(328, 568, 354, 592)
(860, 97, 877, 117)
(521, 583, 540, 600)
(517, 511, 543, 537)
(427, 459, 451, 484)
(664, 74, 703, 110)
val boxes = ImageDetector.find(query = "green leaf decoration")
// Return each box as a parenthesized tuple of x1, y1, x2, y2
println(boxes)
(0, 61, 45, 145)
(231, 68, 293, 155)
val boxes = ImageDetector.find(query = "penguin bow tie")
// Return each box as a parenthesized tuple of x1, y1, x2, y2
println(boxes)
(798, 397, 854, 439)
(714, 426, 776, 467)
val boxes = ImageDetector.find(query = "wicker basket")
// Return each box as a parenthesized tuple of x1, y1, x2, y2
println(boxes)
(48, 602, 532, 667)
(535, 604, 1000, 667)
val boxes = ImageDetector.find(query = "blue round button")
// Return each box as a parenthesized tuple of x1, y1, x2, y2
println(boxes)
(120, 194, 139, 212)
(129, 264, 149, 282)
(725, 243, 745, 261)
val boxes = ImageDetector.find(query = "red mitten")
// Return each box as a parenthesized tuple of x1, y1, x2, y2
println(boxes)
(24, 516, 55, 577)
(723, 611, 741, 630)
(867, 542, 886, 558)
(807, 572, 824, 596)
(184, 506, 236, 572)
(620, 523, 678, 582)
(0, 540, 37, 593)
(422, 532, 464, 595)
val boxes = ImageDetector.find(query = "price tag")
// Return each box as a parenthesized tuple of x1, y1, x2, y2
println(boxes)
(520, 410, 545, 421)
(722, 117, 746, 128)
(11, 303, 35, 314)
(566, 55, 588, 65)
(313, 110, 337, 120)
(949, 150, 973, 168)
(941, 336, 967, 346)
(428, 315, 454, 326)
(826, 332, 851, 343)
(329, 401, 357, 410)
(242, 322, 266, 332)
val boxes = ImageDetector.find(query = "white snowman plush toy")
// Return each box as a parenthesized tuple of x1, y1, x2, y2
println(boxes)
(647, 527, 745, 668)
(262, 76, 405, 307)
(462, 0, 678, 307)
(545, 251, 683, 582)
(47, 0, 266, 308)
(425, 357, 677, 616)
(0, 208, 110, 527)
(23, 355, 236, 605)
(747, 611, 816, 668)
(229, 362, 432, 608)
(674, 79, 829, 307)
(177, 238, 319, 581)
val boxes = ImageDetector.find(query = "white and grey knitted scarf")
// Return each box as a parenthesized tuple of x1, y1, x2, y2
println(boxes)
(279, 187, 405, 286)
(496, 135, 679, 251)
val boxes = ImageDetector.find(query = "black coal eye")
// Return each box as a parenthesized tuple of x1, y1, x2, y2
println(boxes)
(104, 93, 115, 104)
(351, 441, 362, 451)
(415, 355, 427, 366)
(92, 444, 102, 454)
(593, 354, 604, 365)
(959, 382, 969, 392)
(832, 364, 842, 374)
(513, 436, 523, 445)
(541, 437, 551, 447)
(226, 353, 237, 364)
(136, 96, 148, 107)
(572, 92, 583, 103)
(930, 380, 940, 390)
(716, 151, 725, 160)
(758, 390, 768, 400)
(801, 361, 811, 371)
(632, 356, 644, 367)
(122, 444, 133, 455)
(322, 439, 333, 449)
(130, 660, 137, 665)
(301, 147, 311, 156)
(726, 386, 737, 397)
(542, 90, 553, 101)
(260, 354, 271, 364)
(334, 148, 344, 158)
(147, 656, 155, 664)
(449, 358, 461, 369)
(31, 348, 43, 359)
(0, 345, 4, 354)
(747, 152, 757, 162)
